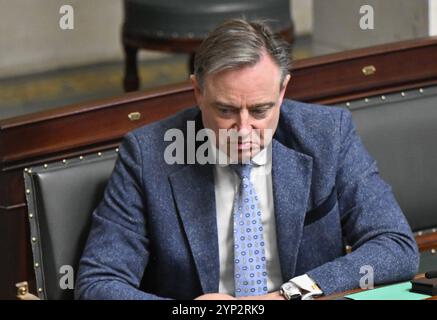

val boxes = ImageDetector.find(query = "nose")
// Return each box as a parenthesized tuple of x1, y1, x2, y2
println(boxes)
(236, 109, 252, 136)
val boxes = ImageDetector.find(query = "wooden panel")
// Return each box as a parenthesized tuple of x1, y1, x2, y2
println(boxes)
(0, 83, 195, 168)
(0, 169, 26, 210)
(416, 233, 437, 253)
(0, 207, 31, 299)
(287, 36, 437, 102)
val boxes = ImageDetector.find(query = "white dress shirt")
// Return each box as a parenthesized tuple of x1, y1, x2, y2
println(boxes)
(212, 145, 283, 294)
(211, 143, 322, 296)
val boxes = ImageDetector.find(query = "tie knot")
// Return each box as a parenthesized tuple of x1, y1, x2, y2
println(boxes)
(231, 164, 252, 180)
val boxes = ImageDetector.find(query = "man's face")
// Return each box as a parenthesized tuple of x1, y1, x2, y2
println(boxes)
(191, 52, 290, 161)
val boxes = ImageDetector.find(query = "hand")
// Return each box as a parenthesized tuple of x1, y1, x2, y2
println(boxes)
(237, 291, 285, 300)
(195, 293, 237, 300)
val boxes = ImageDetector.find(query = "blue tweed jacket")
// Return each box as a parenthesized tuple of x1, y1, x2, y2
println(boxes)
(75, 99, 419, 299)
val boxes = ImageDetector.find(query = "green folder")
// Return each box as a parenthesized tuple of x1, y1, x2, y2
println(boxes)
(345, 282, 431, 300)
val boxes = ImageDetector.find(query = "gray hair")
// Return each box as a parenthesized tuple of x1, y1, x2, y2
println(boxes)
(193, 18, 291, 91)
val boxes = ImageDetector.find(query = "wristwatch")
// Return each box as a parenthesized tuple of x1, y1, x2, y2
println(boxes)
(280, 277, 323, 300)
(280, 281, 302, 300)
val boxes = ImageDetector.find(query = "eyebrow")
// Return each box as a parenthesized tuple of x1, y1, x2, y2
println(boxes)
(213, 101, 275, 109)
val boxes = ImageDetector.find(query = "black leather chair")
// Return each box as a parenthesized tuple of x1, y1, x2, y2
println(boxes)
(19, 87, 437, 299)
(344, 85, 437, 273)
(22, 150, 118, 299)
(122, 0, 294, 91)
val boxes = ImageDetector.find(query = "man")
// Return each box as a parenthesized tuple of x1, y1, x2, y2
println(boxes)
(75, 19, 419, 300)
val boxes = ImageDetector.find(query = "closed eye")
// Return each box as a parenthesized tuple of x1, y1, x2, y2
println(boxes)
(218, 108, 234, 115)
(250, 108, 270, 118)
(251, 109, 268, 114)
(215, 104, 238, 117)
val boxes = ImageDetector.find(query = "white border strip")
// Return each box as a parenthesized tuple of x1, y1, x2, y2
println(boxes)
(430, 0, 437, 36)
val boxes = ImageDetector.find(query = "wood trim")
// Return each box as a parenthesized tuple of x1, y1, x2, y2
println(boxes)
(0, 89, 196, 166)
(0, 82, 193, 129)
(286, 40, 437, 102)
(0, 203, 26, 211)
(416, 233, 437, 253)
(293, 36, 437, 69)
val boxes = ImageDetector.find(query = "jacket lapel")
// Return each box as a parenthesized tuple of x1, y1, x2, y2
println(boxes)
(168, 163, 220, 294)
(271, 139, 313, 281)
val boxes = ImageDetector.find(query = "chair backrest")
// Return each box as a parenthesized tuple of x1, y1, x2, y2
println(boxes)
(345, 85, 437, 232)
(24, 150, 118, 299)
(123, 0, 292, 39)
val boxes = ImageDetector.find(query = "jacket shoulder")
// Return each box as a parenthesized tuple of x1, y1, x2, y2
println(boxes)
(281, 99, 346, 121)
(277, 99, 349, 150)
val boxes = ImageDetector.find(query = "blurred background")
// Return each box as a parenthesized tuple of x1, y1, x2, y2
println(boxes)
(0, 0, 436, 119)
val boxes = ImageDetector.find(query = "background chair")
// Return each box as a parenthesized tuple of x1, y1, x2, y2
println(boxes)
(21, 150, 118, 299)
(347, 85, 437, 273)
(122, 0, 294, 91)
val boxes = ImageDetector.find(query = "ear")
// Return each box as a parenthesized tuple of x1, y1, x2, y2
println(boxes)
(190, 74, 204, 110)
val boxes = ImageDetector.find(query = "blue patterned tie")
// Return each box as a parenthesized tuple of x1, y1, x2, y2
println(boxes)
(231, 164, 268, 297)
